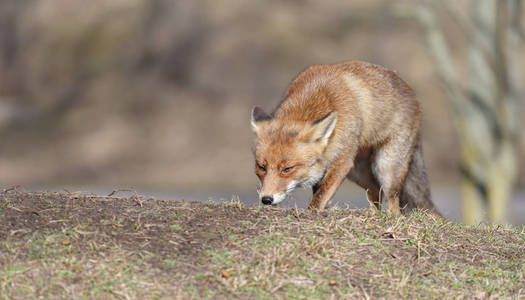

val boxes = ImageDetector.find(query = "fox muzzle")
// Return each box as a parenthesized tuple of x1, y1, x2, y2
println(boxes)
(259, 193, 287, 205)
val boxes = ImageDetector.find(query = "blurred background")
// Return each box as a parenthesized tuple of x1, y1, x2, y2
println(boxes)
(0, 0, 523, 223)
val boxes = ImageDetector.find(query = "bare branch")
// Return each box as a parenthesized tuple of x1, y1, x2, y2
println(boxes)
(443, 0, 501, 80)
(511, 0, 525, 41)
(416, 0, 469, 114)
(501, 0, 524, 139)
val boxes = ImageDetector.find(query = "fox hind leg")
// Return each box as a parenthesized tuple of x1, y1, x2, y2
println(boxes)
(372, 136, 416, 215)
(347, 156, 381, 210)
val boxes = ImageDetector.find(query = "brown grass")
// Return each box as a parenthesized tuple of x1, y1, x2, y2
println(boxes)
(1, 190, 524, 299)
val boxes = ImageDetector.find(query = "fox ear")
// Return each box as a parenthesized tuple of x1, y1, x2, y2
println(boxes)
(306, 110, 338, 145)
(251, 106, 272, 134)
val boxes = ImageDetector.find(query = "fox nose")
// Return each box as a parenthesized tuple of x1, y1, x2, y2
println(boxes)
(261, 196, 273, 205)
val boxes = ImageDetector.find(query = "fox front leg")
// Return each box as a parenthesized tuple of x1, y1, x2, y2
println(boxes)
(308, 154, 355, 210)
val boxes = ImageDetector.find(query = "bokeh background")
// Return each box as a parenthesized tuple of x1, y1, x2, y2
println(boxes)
(1, 1, 523, 221)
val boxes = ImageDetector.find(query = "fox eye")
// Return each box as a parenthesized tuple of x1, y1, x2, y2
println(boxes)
(256, 162, 266, 173)
(281, 166, 295, 175)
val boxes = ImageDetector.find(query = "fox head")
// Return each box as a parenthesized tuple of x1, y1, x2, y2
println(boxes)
(250, 106, 338, 205)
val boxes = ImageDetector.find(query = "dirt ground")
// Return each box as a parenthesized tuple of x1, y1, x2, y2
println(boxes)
(1, 190, 524, 299)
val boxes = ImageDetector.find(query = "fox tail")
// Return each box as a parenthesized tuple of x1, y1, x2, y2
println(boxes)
(400, 133, 441, 216)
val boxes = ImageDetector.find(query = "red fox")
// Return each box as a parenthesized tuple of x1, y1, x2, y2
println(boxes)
(251, 61, 439, 214)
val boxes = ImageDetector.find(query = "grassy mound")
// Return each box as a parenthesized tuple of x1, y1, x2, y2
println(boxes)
(1, 191, 524, 299)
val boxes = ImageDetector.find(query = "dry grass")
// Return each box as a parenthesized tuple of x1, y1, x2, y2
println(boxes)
(1, 191, 524, 299)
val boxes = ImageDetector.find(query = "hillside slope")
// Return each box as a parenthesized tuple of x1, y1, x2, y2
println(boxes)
(1, 191, 524, 299)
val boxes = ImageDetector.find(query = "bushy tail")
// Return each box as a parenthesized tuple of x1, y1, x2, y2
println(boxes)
(400, 134, 441, 216)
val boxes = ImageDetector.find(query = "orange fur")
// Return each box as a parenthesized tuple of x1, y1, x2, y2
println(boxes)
(251, 61, 439, 214)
